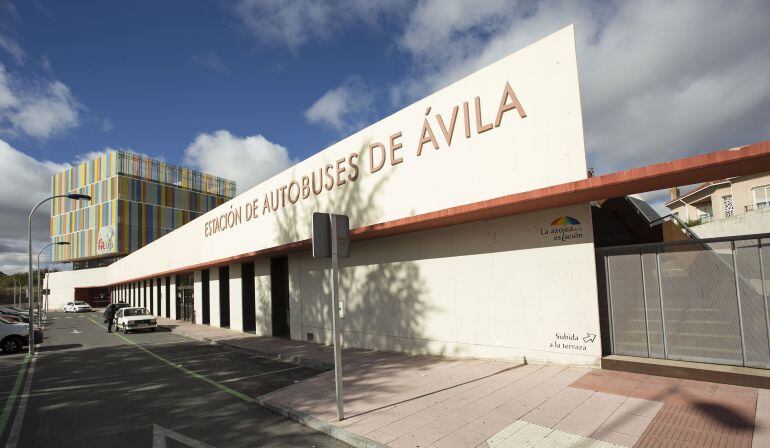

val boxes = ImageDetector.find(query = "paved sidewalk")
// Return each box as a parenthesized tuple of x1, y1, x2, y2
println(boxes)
(159, 318, 770, 447)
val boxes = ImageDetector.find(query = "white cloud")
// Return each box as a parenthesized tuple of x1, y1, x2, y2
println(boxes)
(305, 76, 374, 133)
(392, 0, 770, 174)
(231, 0, 407, 51)
(0, 34, 25, 65)
(0, 64, 80, 139)
(0, 139, 71, 273)
(240, 1, 770, 177)
(100, 118, 114, 132)
(192, 52, 226, 72)
(10, 81, 79, 139)
(183, 130, 293, 193)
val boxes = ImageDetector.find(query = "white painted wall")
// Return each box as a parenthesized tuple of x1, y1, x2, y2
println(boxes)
(290, 204, 600, 366)
(169, 277, 177, 320)
(209, 267, 220, 327)
(694, 208, 770, 238)
(44, 27, 598, 365)
(46, 266, 109, 310)
(48, 26, 586, 291)
(255, 259, 272, 336)
(193, 270, 203, 324)
(229, 264, 243, 332)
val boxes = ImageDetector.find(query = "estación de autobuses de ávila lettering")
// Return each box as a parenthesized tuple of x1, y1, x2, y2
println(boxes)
(204, 81, 527, 238)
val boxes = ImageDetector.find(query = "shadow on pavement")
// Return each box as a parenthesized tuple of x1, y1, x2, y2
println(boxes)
(37, 343, 83, 352)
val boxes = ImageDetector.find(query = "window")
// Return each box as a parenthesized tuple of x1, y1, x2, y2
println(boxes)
(722, 195, 734, 218)
(753, 185, 770, 210)
(695, 202, 712, 218)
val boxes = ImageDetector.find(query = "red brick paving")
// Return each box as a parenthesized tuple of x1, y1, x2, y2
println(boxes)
(571, 369, 758, 448)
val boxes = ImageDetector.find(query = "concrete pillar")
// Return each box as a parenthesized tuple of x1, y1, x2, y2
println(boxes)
(229, 264, 243, 332)
(160, 277, 167, 318)
(288, 254, 302, 341)
(209, 267, 220, 328)
(155, 279, 161, 317)
(193, 270, 203, 324)
(149, 279, 156, 316)
(255, 259, 272, 336)
(169, 276, 177, 320)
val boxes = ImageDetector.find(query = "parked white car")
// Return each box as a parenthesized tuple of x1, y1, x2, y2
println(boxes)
(115, 307, 157, 334)
(63, 301, 92, 313)
(1, 317, 43, 354)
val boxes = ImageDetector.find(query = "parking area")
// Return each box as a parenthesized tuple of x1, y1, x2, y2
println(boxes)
(0, 310, 349, 448)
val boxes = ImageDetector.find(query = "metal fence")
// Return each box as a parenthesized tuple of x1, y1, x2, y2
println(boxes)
(597, 233, 770, 369)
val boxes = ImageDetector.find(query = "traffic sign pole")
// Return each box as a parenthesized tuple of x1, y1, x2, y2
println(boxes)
(330, 214, 344, 421)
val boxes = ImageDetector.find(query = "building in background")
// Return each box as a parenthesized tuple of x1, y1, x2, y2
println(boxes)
(665, 172, 770, 237)
(50, 150, 235, 270)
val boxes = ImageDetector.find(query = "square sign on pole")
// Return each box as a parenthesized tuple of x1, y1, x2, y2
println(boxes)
(311, 212, 350, 421)
(312, 213, 349, 258)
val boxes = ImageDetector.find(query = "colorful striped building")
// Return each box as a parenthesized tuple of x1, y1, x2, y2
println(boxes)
(51, 150, 235, 267)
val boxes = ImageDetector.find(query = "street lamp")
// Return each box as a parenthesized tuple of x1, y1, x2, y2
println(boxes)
(37, 242, 69, 326)
(28, 193, 91, 355)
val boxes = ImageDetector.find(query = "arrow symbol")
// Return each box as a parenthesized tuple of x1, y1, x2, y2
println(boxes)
(583, 333, 596, 343)
(70, 329, 82, 334)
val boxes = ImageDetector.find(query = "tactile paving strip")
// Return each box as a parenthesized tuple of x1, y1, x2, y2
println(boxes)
(634, 402, 754, 448)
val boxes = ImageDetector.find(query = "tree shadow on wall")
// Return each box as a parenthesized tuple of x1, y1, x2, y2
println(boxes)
(271, 141, 442, 356)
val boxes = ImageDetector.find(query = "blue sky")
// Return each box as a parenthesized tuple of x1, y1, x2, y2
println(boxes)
(1, 0, 769, 272)
(9, 0, 404, 164)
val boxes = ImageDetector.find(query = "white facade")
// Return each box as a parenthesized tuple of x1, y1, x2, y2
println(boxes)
(47, 26, 602, 366)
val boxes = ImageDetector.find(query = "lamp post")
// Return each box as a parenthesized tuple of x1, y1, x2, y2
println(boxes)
(28, 193, 91, 355)
(37, 242, 69, 326)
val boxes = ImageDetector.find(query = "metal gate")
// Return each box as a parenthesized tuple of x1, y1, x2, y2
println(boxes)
(597, 233, 770, 368)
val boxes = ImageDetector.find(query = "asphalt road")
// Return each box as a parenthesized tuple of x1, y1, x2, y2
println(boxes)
(0, 311, 350, 448)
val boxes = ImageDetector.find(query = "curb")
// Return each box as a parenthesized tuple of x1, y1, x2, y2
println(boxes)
(164, 325, 383, 447)
(163, 325, 334, 371)
(256, 396, 389, 448)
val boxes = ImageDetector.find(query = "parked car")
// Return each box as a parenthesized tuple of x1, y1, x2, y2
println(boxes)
(115, 307, 157, 334)
(0, 314, 23, 323)
(5, 306, 33, 315)
(0, 308, 29, 323)
(0, 317, 43, 354)
(63, 301, 92, 313)
(103, 302, 130, 323)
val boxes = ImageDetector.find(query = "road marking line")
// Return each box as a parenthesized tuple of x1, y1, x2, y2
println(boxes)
(88, 318, 253, 403)
(0, 356, 29, 442)
(153, 424, 215, 448)
(221, 366, 303, 383)
(4, 355, 36, 448)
